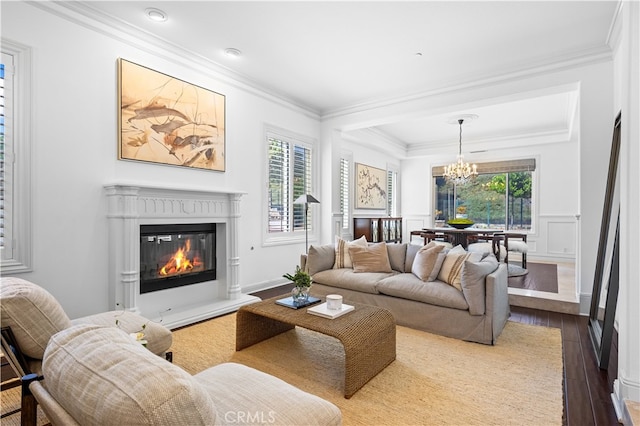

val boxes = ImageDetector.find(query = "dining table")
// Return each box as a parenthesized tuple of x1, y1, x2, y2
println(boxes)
(417, 227, 503, 249)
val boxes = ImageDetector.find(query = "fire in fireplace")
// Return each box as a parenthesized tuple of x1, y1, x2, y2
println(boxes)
(139, 223, 216, 294)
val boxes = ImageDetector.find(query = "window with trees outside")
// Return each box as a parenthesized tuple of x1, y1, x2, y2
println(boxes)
(432, 159, 535, 231)
(267, 130, 314, 238)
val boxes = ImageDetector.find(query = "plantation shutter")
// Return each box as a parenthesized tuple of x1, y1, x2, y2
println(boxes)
(0, 62, 5, 249)
(340, 157, 350, 229)
(293, 144, 312, 231)
(387, 169, 397, 216)
(268, 137, 290, 232)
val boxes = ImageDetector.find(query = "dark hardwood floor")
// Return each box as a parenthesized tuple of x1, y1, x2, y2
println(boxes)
(253, 286, 620, 426)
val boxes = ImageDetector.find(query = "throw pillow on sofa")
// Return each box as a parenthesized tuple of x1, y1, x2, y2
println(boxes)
(306, 244, 336, 275)
(333, 235, 367, 269)
(437, 245, 482, 291)
(461, 255, 499, 315)
(348, 242, 393, 273)
(411, 242, 446, 281)
(386, 242, 407, 272)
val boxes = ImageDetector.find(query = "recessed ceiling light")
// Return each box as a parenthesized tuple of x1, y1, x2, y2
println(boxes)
(224, 48, 242, 58)
(145, 8, 167, 22)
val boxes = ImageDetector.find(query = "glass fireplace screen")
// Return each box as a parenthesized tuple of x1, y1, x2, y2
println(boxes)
(139, 223, 216, 294)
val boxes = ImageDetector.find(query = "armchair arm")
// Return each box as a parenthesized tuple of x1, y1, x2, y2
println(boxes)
(484, 263, 510, 343)
(24, 376, 80, 426)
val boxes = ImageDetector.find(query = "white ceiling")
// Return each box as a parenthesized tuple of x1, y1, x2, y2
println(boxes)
(64, 1, 618, 153)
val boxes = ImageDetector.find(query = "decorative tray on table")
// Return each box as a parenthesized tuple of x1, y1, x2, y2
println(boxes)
(275, 296, 321, 309)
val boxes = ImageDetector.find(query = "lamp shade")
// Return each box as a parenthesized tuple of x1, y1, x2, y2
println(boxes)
(294, 194, 320, 204)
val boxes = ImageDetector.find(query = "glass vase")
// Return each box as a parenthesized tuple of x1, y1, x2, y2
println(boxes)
(291, 286, 311, 305)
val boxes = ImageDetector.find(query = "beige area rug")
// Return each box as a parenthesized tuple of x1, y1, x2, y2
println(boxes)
(171, 313, 564, 426)
(0, 315, 563, 426)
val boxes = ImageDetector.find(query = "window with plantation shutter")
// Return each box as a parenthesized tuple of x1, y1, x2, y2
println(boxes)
(387, 169, 397, 217)
(267, 128, 315, 241)
(339, 157, 350, 230)
(1, 43, 33, 273)
(1, 62, 6, 251)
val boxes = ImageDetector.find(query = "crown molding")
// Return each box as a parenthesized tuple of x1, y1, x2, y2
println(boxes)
(406, 128, 572, 158)
(340, 128, 408, 158)
(27, 1, 614, 125)
(322, 44, 612, 121)
(605, 1, 624, 53)
(27, 1, 321, 120)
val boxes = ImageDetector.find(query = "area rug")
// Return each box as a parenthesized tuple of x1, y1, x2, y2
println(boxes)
(509, 262, 559, 293)
(170, 313, 564, 425)
(1, 314, 563, 426)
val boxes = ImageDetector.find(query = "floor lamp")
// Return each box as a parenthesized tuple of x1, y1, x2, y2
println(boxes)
(294, 194, 320, 254)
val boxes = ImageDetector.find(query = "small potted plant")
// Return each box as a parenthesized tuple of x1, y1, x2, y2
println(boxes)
(283, 265, 312, 304)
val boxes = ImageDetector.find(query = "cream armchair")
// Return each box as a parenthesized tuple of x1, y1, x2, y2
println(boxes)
(0, 277, 173, 377)
(22, 324, 341, 425)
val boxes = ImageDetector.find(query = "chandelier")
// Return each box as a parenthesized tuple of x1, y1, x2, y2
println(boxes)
(444, 118, 477, 185)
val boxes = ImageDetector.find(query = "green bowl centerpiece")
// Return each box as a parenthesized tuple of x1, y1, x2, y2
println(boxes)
(447, 218, 474, 229)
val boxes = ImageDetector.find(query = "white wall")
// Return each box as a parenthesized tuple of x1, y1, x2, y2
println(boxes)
(2, 2, 320, 318)
(611, 0, 640, 413)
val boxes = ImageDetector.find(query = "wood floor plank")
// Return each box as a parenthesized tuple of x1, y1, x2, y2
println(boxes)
(565, 377, 596, 426)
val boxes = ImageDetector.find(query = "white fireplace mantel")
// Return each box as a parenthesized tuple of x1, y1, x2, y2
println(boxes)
(105, 184, 258, 329)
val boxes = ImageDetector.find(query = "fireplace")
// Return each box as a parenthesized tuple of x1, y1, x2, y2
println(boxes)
(139, 223, 216, 294)
(105, 184, 259, 329)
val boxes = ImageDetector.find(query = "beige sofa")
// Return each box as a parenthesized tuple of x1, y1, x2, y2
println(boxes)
(23, 324, 342, 426)
(301, 240, 510, 345)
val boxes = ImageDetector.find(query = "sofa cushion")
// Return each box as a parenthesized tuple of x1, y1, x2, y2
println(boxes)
(386, 243, 407, 272)
(305, 244, 336, 275)
(437, 245, 482, 291)
(349, 242, 392, 273)
(0, 277, 72, 359)
(195, 363, 341, 426)
(461, 255, 499, 315)
(311, 268, 392, 294)
(404, 243, 421, 272)
(42, 324, 217, 426)
(333, 236, 367, 269)
(411, 243, 445, 281)
(376, 274, 469, 310)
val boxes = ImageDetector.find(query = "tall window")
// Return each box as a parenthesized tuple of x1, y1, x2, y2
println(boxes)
(387, 168, 398, 217)
(339, 156, 350, 230)
(267, 130, 314, 238)
(1, 61, 6, 252)
(433, 159, 535, 231)
(1, 43, 32, 273)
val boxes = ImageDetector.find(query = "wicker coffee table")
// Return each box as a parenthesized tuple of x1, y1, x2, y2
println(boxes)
(236, 296, 396, 398)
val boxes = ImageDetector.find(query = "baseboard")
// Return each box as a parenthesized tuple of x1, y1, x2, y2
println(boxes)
(613, 378, 640, 425)
(242, 278, 288, 295)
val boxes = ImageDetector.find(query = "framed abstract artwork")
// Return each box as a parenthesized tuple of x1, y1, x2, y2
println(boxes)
(118, 58, 225, 171)
(355, 163, 387, 209)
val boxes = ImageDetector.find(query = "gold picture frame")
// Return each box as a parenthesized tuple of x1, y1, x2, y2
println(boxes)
(118, 58, 225, 171)
(355, 163, 387, 209)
